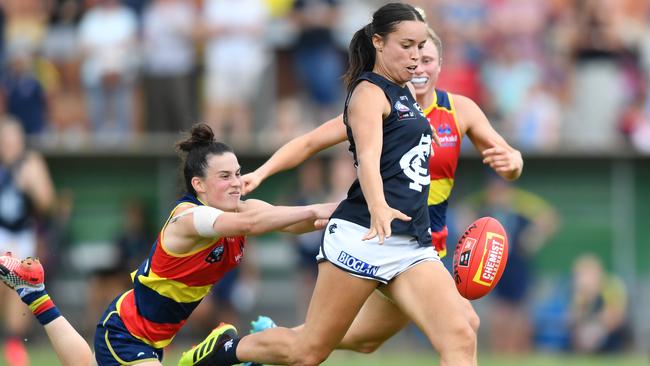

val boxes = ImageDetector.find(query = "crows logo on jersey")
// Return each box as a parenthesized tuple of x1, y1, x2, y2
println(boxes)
(205, 245, 224, 263)
(399, 133, 432, 192)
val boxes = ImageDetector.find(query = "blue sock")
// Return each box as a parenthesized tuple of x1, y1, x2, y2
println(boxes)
(20, 289, 61, 325)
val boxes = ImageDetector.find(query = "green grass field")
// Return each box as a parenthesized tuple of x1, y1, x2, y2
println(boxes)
(4, 344, 648, 366)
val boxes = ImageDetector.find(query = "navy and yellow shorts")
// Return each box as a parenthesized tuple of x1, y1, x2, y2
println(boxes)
(94, 296, 163, 365)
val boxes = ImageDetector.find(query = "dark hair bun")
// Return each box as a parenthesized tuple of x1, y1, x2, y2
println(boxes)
(176, 123, 215, 152)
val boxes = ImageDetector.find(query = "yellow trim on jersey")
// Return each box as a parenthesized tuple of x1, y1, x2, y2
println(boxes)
(178, 239, 219, 257)
(136, 271, 213, 303)
(447, 93, 463, 137)
(159, 202, 218, 258)
(422, 91, 437, 116)
(427, 178, 454, 205)
(109, 290, 176, 349)
(114, 290, 130, 320)
(159, 202, 195, 257)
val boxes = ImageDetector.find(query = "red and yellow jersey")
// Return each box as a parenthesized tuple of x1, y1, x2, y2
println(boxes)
(117, 194, 245, 348)
(425, 89, 462, 257)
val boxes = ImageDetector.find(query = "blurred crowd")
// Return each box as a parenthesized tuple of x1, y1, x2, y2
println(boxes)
(414, 0, 650, 153)
(0, 0, 650, 152)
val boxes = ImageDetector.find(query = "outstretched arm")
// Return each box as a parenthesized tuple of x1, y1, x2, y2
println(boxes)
(232, 199, 337, 235)
(242, 199, 338, 234)
(164, 200, 337, 253)
(242, 115, 347, 194)
(455, 94, 523, 180)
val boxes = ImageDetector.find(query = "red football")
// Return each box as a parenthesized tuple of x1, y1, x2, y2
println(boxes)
(452, 216, 509, 300)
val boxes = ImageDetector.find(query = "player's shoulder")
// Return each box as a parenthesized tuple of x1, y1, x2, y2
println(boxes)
(351, 80, 384, 97)
(449, 93, 485, 132)
(349, 81, 390, 114)
(168, 202, 197, 221)
(449, 93, 477, 111)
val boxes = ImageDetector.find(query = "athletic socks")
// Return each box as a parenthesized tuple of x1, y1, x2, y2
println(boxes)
(19, 288, 61, 326)
(178, 323, 241, 366)
(0, 255, 60, 325)
(207, 337, 241, 366)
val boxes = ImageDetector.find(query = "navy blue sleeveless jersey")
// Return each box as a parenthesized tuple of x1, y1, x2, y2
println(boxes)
(332, 72, 433, 246)
(0, 156, 34, 232)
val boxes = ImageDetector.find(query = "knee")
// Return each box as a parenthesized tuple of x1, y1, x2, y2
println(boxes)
(454, 321, 477, 352)
(438, 320, 476, 355)
(468, 310, 480, 334)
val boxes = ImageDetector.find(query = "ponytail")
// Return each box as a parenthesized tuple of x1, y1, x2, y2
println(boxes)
(343, 24, 376, 91)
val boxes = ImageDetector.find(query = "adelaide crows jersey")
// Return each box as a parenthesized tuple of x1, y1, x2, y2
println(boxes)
(425, 89, 461, 257)
(116, 194, 245, 348)
(332, 72, 433, 247)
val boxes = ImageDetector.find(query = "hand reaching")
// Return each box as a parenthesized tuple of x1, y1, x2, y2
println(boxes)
(363, 205, 411, 244)
(481, 145, 523, 180)
(313, 203, 338, 220)
(314, 218, 329, 230)
(241, 171, 263, 195)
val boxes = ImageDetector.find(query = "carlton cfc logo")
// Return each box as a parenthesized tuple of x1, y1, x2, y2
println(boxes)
(399, 134, 432, 192)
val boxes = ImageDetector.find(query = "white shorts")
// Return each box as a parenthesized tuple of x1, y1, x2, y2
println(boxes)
(317, 218, 440, 284)
(0, 227, 37, 259)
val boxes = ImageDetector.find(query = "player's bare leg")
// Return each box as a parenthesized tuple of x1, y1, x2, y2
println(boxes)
(199, 261, 377, 366)
(385, 260, 477, 366)
(334, 290, 409, 353)
(291, 277, 479, 362)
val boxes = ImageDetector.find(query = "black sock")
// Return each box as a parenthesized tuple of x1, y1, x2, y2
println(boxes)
(200, 337, 240, 366)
